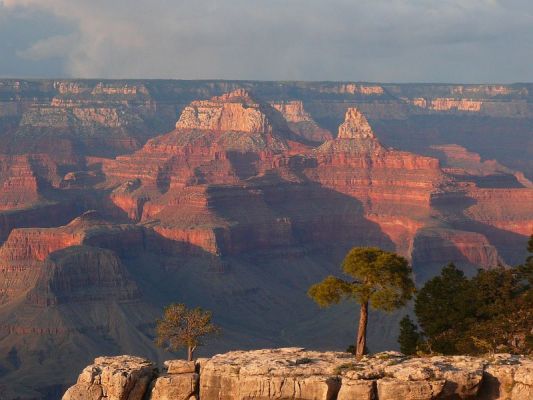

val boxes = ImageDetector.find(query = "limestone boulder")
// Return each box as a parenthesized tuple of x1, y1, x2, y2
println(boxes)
(62, 355, 156, 400)
(164, 360, 196, 374)
(199, 348, 349, 400)
(377, 378, 446, 400)
(149, 372, 199, 400)
(383, 355, 484, 398)
(336, 379, 375, 400)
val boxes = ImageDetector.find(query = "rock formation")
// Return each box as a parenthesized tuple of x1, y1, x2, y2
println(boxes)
(270, 101, 333, 143)
(336, 107, 376, 139)
(0, 82, 532, 398)
(176, 89, 273, 134)
(96, 95, 532, 268)
(429, 144, 533, 189)
(0, 211, 147, 306)
(63, 356, 157, 400)
(410, 98, 484, 112)
(63, 349, 533, 400)
(0, 154, 61, 210)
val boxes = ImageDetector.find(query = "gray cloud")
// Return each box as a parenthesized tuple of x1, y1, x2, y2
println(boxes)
(1, 0, 533, 82)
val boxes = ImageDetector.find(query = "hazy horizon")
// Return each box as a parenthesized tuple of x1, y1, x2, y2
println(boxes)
(2, 77, 533, 85)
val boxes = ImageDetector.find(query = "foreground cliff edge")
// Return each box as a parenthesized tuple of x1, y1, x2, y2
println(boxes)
(63, 348, 532, 400)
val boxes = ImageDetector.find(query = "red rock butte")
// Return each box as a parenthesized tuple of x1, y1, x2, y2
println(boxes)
(0, 80, 531, 397)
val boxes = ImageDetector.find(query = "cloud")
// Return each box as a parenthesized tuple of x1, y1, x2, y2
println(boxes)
(16, 33, 77, 60)
(2, 0, 533, 81)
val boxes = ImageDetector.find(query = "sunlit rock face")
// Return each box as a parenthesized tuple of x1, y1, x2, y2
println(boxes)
(101, 94, 531, 266)
(64, 350, 533, 400)
(176, 89, 273, 134)
(336, 108, 376, 139)
(271, 100, 333, 143)
(0, 81, 532, 398)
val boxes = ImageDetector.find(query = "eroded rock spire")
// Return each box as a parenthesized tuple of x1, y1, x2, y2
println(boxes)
(337, 107, 375, 139)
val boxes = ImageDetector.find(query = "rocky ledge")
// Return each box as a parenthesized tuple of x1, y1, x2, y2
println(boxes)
(62, 348, 532, 400)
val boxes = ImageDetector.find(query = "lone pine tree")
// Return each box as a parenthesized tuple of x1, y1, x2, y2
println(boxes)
(308, 247, 415, 358)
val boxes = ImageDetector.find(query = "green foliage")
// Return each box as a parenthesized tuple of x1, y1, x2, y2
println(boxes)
(309, 247, 415, 311)
(398, 315, 420, 355)
(155, 303, 220, 360)
(523, 234, 533, 285)
(414, 263, 475, 354)
(410, 247, 533, 355)
(308, 247, 415, 357)
(460, 266, 533, 355)
(308, 276, 351, 307)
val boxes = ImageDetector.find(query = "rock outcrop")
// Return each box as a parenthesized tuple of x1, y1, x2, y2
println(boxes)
(0, 154, 60, 210)
(176, 89, 273, 134)
(0, 210, 143, 264)
(63, 349, 533, 400)
(270, 101, 333, 143)
(411, 98, 484, 112)
(0, 211, 145, 304)
(63, 356, 157, 400)
(429, 144, 532, 189)
(336, 107, 376, 139)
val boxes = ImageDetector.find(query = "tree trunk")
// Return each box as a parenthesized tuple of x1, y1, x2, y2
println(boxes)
(187, 345, 194, 361)
(355, 301, 368, 359)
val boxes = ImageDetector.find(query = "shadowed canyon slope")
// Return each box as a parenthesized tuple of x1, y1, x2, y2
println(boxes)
(0, 80, 531, 398)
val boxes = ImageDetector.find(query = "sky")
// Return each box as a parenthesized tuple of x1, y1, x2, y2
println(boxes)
(0, 0, 532, 82)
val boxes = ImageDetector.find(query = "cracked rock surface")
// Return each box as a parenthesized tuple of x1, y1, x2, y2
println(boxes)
(62, 348, 533, 400)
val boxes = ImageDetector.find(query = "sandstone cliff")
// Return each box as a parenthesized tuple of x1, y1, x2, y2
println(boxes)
(99, 98, 530, 269)
(0, 154, 61, 211)
(63, 349, 533, 400)
(336, 107, 376, 139)
(1, 84, 532, 398)
(270, 100, 333, 143)
(176, 89, 273, 134)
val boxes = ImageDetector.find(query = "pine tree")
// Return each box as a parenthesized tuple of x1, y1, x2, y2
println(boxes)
(398, 315, 420, 355)
(308, 247, 415, 358)
(414, 263, 474, 354)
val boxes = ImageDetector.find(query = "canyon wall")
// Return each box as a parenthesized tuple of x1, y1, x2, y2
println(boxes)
(0, 82, 531, 398)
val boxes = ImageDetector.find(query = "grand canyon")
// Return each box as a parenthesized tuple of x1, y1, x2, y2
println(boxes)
(0, 80, 532, 398)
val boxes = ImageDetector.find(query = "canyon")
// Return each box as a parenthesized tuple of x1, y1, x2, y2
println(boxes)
(0, 80, 531, 398)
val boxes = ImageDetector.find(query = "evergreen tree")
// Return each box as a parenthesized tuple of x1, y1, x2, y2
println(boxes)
(462, 265, 533, 354)
(398, 315, 420, 355)
(414, 263, 474, 354)
(308, 247, 415, 358)
(413, 246, 533, 355)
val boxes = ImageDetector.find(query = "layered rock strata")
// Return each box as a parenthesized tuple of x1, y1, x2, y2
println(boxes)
(270, 100, 333, 143)
(0, 211, 145, 304)
(100, 96, 531, 267)
(1, 85, 532, 397)
(63, 348, 533, 400)
(0, 154, 60, 210)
